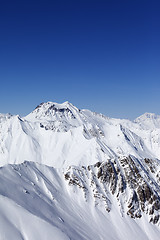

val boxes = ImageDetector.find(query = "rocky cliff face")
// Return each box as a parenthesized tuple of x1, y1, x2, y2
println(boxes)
(64, 156, 160, 225)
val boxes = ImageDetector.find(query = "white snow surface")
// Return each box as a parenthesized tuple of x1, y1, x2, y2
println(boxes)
(0, 101, 160, 239)
(0, 101, 160, 167)
(0, 161, 160, 240)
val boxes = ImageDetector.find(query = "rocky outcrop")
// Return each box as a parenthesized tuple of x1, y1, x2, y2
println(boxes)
(64, 156, 160, 225)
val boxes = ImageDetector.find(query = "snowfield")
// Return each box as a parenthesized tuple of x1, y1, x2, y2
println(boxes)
(0, 161, 160, 240)
(0, 101, 160, 239)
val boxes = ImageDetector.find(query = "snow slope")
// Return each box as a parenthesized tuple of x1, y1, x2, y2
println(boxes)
(0, 101, 160, 239)
(0, 161, 160, 240)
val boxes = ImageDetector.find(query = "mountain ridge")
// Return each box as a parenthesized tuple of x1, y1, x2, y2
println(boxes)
(0, 101, 160, 167)
(1, 101, 160, 239)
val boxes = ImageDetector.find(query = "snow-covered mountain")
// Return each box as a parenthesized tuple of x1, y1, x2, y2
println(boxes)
(135, 112, 160, 129)
(0, 101, 160, 239)
(1, 101, 160, 167)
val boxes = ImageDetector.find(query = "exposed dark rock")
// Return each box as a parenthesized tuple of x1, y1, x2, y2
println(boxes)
(64, 156, 160, 225)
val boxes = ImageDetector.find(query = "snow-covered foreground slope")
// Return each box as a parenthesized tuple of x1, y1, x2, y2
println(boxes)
(0, 161, 160, 240)
(1, 101, 160, 239)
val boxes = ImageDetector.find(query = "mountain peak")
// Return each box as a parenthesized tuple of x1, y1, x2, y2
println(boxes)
(34, 101, 75, 111)
(134, 112, 160, 129)
(25, 101, 80, 122)
(136, 112, 160, 120)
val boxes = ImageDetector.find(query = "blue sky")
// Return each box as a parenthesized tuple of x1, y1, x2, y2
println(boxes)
(0, 0, 160, 119)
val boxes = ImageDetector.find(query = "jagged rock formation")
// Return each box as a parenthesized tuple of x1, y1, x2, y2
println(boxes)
(64, 156, 160, 225)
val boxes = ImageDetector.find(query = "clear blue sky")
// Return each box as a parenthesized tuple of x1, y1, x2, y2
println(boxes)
(0, 0, 160, 119)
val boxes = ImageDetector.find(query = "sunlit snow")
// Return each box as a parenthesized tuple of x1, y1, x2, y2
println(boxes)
(0, 101, 160, 239)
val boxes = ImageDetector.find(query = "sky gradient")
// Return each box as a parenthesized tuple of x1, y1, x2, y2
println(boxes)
(0, 0, 160, 119)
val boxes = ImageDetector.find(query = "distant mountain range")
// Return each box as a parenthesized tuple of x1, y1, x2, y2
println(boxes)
(0, 102, 160, 240)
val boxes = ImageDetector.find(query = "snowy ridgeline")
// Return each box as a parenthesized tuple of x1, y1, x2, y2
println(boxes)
(0, 101, 160, 240)
(0, 101, 160, 167)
